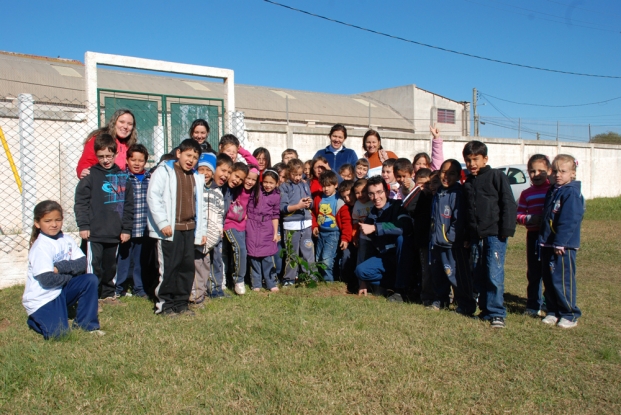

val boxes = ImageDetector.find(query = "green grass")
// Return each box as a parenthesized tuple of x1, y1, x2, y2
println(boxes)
(1, 198, 621, 414)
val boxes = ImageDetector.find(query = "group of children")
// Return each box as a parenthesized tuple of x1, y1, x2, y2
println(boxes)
(22, 116, 585, 339)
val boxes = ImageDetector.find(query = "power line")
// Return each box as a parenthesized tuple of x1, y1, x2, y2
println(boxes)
(487, 0, 620, 32)
(544, 0, 621, 19)
(262, 0, 621, 79)
(480, 92, 621, 107)
(464, 0, 619, 33)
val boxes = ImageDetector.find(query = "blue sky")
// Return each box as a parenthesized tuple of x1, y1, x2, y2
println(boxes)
(3, 0, 620, 141)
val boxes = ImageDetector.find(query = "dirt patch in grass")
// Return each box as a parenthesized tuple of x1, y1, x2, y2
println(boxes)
(0, 318, 9, 332)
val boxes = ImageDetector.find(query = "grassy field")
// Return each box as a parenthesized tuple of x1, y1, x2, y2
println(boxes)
(1, 197, 620, 414)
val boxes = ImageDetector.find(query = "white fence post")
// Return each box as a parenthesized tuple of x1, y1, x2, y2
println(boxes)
(19, 94, 36, 235)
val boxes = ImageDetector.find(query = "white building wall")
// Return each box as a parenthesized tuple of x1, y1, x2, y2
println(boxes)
(1, 118, 620, 289)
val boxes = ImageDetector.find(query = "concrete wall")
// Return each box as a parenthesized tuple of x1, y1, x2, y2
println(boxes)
(2, 115, 621, 289)
(245, 123, 621, 199)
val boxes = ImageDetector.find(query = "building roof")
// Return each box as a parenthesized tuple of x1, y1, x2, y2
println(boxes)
(0, 51, 462, 132)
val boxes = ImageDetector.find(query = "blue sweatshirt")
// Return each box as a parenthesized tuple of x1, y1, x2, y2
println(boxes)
(313, 146, 358, 173)
(539, 180, 585, 249)
(430, 183, 464, 248)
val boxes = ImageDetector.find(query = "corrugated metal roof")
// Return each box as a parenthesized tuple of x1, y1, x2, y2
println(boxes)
(0, 51, 440, 130)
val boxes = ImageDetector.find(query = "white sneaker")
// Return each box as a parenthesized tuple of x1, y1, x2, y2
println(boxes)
(557, 318, 578, 329)
(542, 315, 559, 325)
(524, 308, 545, 317)
(89, 329, 106, 336)
(234, 283, 246, 295)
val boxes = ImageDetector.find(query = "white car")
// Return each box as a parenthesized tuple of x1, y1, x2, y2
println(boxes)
(495, 164, 530, 201)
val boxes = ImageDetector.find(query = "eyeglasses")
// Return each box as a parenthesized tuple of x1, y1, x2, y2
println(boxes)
(96, 154, 116, 161)
(367, 189, 385, 198)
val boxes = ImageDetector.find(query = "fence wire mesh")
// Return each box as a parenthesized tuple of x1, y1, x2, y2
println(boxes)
(0, 93, 248, 255)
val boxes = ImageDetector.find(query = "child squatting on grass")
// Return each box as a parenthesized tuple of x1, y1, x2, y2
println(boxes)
(23, 200, 103, 339)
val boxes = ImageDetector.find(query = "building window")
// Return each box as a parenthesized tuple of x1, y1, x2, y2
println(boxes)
(437, 108, 455, 124)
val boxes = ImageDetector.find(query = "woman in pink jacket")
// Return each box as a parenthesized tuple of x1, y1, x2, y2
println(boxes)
(76, 109, 137, 178)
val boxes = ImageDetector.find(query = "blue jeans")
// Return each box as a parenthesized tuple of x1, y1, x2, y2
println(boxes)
(116, 237, 146, 296)
(431, 245, 476, 313)
(526, 231, 543, 311)
(209, 240, 225, 297)
(224, 229, 247, 285)
(249, 256, 278, 290)
(283, 228, 314, 283)
(354, 252, 396, 285)
(471, 236, 507, 319)
(316, 230, 339, 282)
(541, 247, 581, 322)
(27, 273, 100, 339)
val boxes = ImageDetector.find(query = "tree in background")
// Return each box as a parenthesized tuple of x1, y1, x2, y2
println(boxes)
(590, 132, 621, 144)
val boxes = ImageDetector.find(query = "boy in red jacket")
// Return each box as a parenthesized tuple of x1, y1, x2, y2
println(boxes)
(312, 171, 352, 282)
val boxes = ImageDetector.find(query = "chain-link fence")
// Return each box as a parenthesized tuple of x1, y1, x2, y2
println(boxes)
(0, 93, 248, 256)
(479, 116, 619, 143)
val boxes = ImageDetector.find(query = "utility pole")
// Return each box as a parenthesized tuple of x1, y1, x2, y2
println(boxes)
(472, 88, 479, 136)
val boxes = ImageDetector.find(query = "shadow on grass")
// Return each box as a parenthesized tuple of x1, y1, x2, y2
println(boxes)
(504, 291, 527, 314)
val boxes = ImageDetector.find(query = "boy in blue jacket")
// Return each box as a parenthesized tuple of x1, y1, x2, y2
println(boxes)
(147, 139, 207, 316)
(429, 160, 476, 315)
(539, 154, 584, 329)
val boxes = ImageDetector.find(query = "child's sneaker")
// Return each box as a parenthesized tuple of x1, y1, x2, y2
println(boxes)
(490, 317, 506, 328)
(425, 301, 441, 311)
(89, 329, 106, 336)
(557, 318, 578, 329)
(234, 283, 246, 295)
(542, 314, 559, 325)
(524, 308, 545, 318)
(282, 281, 295, 287)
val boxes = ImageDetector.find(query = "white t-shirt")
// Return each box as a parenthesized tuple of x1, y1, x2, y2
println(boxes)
(22, 233, 84, 315)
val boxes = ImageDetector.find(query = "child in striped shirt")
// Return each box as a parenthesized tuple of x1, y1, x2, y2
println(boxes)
(516, 154, 552, 317)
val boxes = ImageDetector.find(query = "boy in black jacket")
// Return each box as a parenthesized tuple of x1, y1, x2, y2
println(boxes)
(75, 134, 134, 302)
(462, 141, 516, 328)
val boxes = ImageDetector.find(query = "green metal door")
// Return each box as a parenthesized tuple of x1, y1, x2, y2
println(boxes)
(104, 97, 159, 155)
(170, 103, 220, 151)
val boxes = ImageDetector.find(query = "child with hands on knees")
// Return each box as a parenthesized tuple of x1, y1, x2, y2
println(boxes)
(516, 154, 552, 317)
(23, 201, 103, 339)
(539, 154, 584, 329)
(246, 170, 281, 292)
